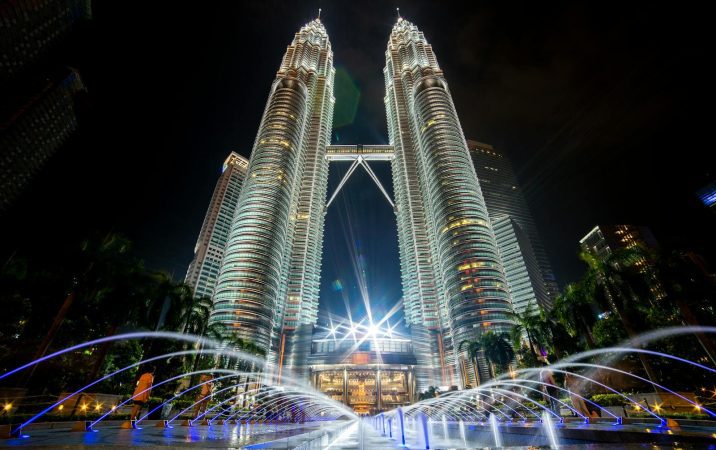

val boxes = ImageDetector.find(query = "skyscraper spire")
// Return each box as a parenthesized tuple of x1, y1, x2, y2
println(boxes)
(317, 8, 321, 20)
(396, 7, 401, 20)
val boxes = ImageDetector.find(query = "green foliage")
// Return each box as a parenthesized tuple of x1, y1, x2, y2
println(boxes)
(0, 232, 269, 398)
(418, 386, 441, 400)
(592, 314, 627, 347)
(96, 340, 143, 392)
(589, 393, 628, 407)
(460, 331, 514, 377)
(539, 244, 716, 372)
(515, 345, 540, 369)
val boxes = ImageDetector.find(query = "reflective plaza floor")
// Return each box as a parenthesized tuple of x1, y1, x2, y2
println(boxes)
(2, 419, 716, 449)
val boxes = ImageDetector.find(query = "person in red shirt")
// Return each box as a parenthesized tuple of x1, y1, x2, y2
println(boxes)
(129, 366, 156, 421)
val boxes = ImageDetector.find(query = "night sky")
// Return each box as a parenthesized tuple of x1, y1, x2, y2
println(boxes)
(2, 1, 714, 323)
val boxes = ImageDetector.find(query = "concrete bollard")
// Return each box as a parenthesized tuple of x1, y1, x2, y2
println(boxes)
(120, 420, 140, 430)
(70, 421, 95, 432)
(0, 424, 23, 439)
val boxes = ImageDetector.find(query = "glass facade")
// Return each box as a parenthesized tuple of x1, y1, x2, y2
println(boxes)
(185, 152, 249, 300)
(492, 216, 548, 316)
(384, 18, 512, 388)
(211, 16, 512, 392)
(309, 330, 416, 415)
(211, 19, 335, 365)
(467, 140, 559, 308)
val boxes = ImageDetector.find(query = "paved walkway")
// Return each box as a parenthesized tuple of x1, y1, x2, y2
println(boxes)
(0, 421, 333, 448)
(245, 421, 399, 449)
(4, 419, 714, 448)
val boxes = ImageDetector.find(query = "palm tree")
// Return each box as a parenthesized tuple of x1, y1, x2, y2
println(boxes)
(509, 304, 546, 359)
(26, 232, 139, 383)
(579, 249, 649, 337)
(220, 335, 267, 408)
(537, 309, 580, 360)
(552, 282, 597, 348)
(460, 331, 515, 379)
(182, 296, 213, 335)
(459, 339, 486, 383)
(649, 249, 716, 364)
(580, 248, 661, 386)
(418, 386, 441, 400)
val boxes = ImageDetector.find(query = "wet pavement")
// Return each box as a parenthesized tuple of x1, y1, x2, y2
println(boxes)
(3, 419, 716, 449)
(0, 421, 339, 448)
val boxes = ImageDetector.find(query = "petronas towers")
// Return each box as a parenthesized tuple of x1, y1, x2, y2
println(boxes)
(206, 15, 513, 390)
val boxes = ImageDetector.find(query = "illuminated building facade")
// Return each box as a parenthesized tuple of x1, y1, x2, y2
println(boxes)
(185, 152, 249, 300)
(384, 18, 512, 388)
(211, 17, 335, 361)
(211, 16, 511, 393)
(467, 140, 558, 308)
(308, 325, 416, 415)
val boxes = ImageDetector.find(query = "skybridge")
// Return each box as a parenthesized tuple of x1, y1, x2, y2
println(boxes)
(325, 145, 395, 210)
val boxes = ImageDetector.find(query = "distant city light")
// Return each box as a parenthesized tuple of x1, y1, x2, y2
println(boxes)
(696, 182, 716, 208)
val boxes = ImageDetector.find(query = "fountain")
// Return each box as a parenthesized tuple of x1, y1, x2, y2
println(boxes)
(489, 412, 502, 448)
(417, 412, 430, 449)
(542, 410, 560, 449)
(2, 327, 716, 447)
(375, 326, 716, 449)
(459, 418, 467, 447)
(0, 331, 356, 444)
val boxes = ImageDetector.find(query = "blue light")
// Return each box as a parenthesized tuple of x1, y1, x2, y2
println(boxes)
(697, 182, 716, 207)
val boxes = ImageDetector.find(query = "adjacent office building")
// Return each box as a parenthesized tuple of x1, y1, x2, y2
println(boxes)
(185, 152, 249, 300)
(580, 224, 664, 300)
(579, 224, 658, 260)
(0, 0, 92, 211)
(0, 0, 92, 81)
(0, 68, 85, 212)
(492, 216, 549, 316)
(467, 140, 558, 311)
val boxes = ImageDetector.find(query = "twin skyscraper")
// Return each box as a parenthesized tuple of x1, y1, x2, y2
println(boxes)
(194, 16, 517, 391)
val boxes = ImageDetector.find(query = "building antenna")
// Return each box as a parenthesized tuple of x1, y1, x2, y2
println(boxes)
(396, 7, 401, 19)
(317, 8, 321, 20)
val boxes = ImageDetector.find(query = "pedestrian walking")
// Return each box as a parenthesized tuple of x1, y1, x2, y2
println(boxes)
(129, 366, 156, 421)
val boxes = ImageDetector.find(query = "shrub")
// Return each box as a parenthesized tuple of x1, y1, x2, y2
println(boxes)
(590, 393, 627, 407)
